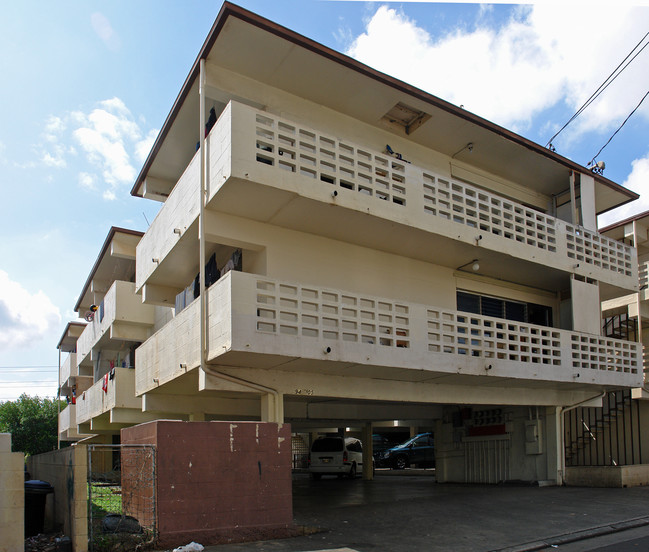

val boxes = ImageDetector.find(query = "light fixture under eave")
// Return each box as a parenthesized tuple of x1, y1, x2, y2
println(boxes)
(456, 258, 480, 272)
(452, 142, 474, 159)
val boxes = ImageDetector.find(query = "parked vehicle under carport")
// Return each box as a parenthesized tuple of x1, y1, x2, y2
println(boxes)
(380, 433, 435, 469)
(308, 436, 364, 479)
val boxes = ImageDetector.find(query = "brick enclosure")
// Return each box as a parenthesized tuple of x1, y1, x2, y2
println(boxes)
(121, 420, 293, 547)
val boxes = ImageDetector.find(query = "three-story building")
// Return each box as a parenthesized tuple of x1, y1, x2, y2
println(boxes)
(60, 3, 642, 486)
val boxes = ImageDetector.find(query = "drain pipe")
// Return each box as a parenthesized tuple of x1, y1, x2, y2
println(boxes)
(196, 59, 281, 422)
(557, 390, 607, 485)
(57, 347, 61, 450)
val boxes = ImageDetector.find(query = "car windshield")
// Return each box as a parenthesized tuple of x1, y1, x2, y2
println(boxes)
(398, 435, 427, 447)
(312, 438, 344, 452)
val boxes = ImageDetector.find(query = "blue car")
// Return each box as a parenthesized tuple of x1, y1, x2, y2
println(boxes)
(380, 433, 435, 470)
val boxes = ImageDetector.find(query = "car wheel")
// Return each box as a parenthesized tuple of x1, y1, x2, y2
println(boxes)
(348, 463, 357, 479)
(394, 455, 408, 470)
(311, 472, 322, 480)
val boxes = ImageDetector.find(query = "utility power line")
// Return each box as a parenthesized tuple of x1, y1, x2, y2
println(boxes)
(0, 365, 58, 369)
(588, 88, 649, 166)
(546, 30, 649, 149)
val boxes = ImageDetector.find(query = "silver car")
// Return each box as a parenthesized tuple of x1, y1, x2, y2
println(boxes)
(308, 436, 364, 479)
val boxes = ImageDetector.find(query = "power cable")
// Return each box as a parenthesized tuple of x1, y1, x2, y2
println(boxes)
(588, 88, 649, 166)
(0, 381, 58, 385)
(546, 30, 649, 149)
(0, 365, 57, 369)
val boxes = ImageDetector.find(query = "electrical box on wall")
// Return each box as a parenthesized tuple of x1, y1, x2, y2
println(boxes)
(525, 419, 543, 455)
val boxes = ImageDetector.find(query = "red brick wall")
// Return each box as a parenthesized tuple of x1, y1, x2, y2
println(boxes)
(121, 421, 293, 547)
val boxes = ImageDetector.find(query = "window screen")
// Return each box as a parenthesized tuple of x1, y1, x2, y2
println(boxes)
(457, 291, 552, 327)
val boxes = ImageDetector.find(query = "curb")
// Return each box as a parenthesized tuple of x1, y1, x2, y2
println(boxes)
(490, 515, 649, 552)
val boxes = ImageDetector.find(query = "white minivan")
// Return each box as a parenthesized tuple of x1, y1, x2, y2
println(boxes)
(308, 436, 363, 479)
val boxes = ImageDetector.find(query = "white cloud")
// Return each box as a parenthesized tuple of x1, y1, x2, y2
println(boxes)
(78, 172, 96, 190)
(598, 154, 649, 227)
(42, 97, 154, 199)
(43, 116, 66, 142)
(42, 149, 66, 168)
(0, 270, 61, 350)
(103, 189, 117, 201)
(347, 6, 649, 137)
(91, 12, 121, 51)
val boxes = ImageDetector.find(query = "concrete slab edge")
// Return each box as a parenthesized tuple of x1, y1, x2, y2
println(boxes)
(489, 515, 649, 552)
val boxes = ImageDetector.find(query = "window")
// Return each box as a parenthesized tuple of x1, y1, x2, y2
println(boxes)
(457, 291, 552, 327)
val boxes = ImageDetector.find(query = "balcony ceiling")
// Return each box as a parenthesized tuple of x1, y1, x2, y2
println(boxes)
(134, 3, 637, 217)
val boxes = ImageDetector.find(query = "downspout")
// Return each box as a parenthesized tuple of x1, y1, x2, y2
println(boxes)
(557, 390, 607, 485)
(57, 347, 61, 450)
(196, 59, 281, 422)
(633, 221, 645, 386)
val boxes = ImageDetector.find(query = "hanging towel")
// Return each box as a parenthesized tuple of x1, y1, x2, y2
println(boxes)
(102, 373, 109, 393)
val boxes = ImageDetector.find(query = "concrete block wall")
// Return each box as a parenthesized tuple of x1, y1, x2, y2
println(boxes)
(0, 433, 24, 552)
(27, 446, 88, 552)
(121, 420, 293, 548)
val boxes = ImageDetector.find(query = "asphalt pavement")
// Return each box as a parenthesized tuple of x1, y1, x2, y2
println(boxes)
(167, 472, 649, 552)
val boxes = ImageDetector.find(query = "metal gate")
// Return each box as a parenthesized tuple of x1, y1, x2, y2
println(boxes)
(464, 435, 511, 483)
(87, 444, 156, 551)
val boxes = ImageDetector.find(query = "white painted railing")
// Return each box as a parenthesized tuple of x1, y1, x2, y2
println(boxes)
(251, 106, 634, 280)
(75, 281, 154, 367)
(254, 274, 639, 376)
(60, 353, 76, 387)
(136, 272, 642, 396)
(75, 368, 138, 424)
(137, 101, 637, 291)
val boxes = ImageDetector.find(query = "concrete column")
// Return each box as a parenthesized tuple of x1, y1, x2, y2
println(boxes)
(261, 392, 284, 423)
(362, 423, 374, 480)
(546, 406, 562, 485)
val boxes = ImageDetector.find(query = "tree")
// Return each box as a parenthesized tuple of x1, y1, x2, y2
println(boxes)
(0, 394, 64, 456)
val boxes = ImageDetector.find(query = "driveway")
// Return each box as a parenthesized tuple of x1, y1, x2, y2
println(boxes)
(190, 474, 649, 552)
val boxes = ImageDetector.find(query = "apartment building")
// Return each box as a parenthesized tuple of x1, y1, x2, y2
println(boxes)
(60, 3, 642, 486)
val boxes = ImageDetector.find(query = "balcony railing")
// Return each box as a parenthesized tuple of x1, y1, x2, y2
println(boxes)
(75, 368, 140, 425)
(76, 280, 155, 367)
(60, 353, 76, 387)
(58, 404, 90, 441)
(137, 101, 637, 292)
(137, 271, 642, 395)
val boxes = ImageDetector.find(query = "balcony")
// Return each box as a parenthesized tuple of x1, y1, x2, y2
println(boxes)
(59, 353, 76, 389)
(136, 271, 642, 397)
(76, 280, 155, 368)
(75, 368, 142, 427)
(137, 101, 637, 298)
(59, 353, 93, 398)
(58, 404, 90, 441)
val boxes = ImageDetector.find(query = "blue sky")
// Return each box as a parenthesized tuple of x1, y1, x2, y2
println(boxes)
(1, 1, 649, 401)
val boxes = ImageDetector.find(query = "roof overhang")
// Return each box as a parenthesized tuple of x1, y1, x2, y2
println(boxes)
(131, 2, 638, 215)
(57, 321, 87, 352)
(74, 227, 143, 313)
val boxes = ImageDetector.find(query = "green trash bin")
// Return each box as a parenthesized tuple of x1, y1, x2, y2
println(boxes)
(24, 479, 54, 537)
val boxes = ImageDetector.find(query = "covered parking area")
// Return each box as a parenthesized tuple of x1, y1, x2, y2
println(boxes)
(285, 395, 560, 486)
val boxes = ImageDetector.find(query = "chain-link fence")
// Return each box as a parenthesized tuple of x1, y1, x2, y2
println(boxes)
(87, 444, 156, 551)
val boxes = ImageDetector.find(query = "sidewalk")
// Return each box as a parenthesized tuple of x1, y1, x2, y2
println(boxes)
(163, 475, 649, 552)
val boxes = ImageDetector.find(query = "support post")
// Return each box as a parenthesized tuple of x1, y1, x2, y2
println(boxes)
(362, 423, 374, 480)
